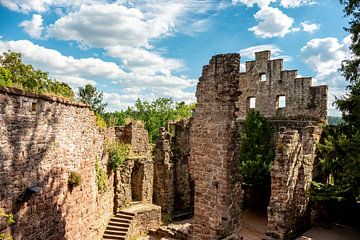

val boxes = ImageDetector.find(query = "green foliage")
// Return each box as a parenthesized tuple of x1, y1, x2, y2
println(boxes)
(0, 51, 74, 98)
(96, 113, 107, 129)
(95, 158, 107, 193)
(313, 125, 360, 201)
(107, 142, 130, 171)
(309, 1, 360, 203)
(104, 98, 195, 143)
(68, 171, 81, 188)
(78, 84, 107, 114)
(0, 208, 14, 240)
(308, 182, 346, 203)
(239, 110, 275, 185)
(0, 67, 12, 87)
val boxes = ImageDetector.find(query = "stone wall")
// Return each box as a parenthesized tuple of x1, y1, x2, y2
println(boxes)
(114, 121, 149, 157)
(189, 54, 243, 239)
(114, 157, 154, 210)
(125, 203, 161, 239)
(0, 87, 114, 240)
(153, 128, 174, 213)
(171, 120, 194, 213)
(266, 125, 322, 240)
(153, 120, 194, 215)
(237, 50, 328, 121)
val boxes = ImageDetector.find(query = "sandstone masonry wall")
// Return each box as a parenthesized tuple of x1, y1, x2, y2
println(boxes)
(153, 120, 194, 215)
(189, 54, 243, 239)
(266, 125, 322, 240)
(237, 50, 327, 120)
(0, 87, 114, 240)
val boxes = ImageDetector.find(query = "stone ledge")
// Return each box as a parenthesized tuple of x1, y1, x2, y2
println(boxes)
(0, 87, 90, 108)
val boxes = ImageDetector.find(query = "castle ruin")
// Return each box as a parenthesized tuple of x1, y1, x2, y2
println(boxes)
(0, 50, 327, 240)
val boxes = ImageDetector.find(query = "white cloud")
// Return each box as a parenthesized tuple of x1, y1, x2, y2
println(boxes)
(0, 39, 195, 110)
(106, 46, 184, 76)
(249, 7, 294, 38)
(47, 4, 154, 48)
(19, 14, 44, 39)
(240, 44, 292, 62)
(0, 0, 106, 13)
(301, 21, 320, 33)
(280, 0, 316, 8)
(231, 0, 276, 8)
(300, 36, 351, 116)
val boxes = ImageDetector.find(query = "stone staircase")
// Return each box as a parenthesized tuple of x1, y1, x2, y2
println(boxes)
(103, 211, 135, 240)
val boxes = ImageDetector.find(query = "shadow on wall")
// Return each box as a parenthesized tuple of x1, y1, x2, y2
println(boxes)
(0, 94, 92, 239)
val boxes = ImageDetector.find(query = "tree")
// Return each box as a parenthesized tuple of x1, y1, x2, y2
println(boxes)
(78, 84, 107, 114)
(239, 110, 275, 185)
(0, 51, 74, 98)
(310, 1, 360, 203)
(103, 97, 195, 143)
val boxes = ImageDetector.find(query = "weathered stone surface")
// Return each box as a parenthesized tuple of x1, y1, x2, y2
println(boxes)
(266, 125, 322, 240)
(153, 127, 174, 213)
(115, 121, 149, 157)
(237, 50, 327, 121)
(189, 54, 243, 240)
(0, 87, 114, 240)
(114, 157, 154, 211)
(125, 203, 161, 239)
(153, 119, 194, 215)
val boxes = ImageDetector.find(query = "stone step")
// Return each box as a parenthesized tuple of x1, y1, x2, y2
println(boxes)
(106, 225, 128, 232)
(103, 233, 125, 240)
(108, 221, 130, 228)
(118, 211, 136, 217)
(104, 229, 127, 236)
(114, 213, 134, 220)
(110, 216, 131, 224)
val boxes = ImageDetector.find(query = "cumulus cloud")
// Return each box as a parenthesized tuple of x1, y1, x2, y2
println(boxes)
(300, 36, 351, 115)
(249, 7, 295, 38)
(106, 46, 184, 76)
(0, 39, 195, 110)
(19, 14, 44, 39)
(301, 21, 320, 33)
(280, 0, 316, 8)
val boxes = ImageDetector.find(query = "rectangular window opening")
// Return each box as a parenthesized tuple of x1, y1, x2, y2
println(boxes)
(260, 73, 267, 82)
(249, 97, 256, 109)
(278, 95, 286, 108)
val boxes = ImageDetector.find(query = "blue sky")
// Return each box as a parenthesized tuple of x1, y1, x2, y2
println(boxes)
(0, 0, 351, 115)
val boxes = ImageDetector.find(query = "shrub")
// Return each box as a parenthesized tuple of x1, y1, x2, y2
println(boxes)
(95, 158, 107, 193)
(107, 142, 130, 171)
(68, 171, 81, 189)
(96, 113, 107, 129)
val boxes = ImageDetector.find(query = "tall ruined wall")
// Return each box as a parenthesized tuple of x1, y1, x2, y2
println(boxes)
(189, 54, 243, 239)
(266, 124, 322, 239)
(237, 50, 327, 120)
(0, 87, 114, 240)
(153, 120, 194, 215)
(171, 119, 193, 213)
(153, 128, 174, 213)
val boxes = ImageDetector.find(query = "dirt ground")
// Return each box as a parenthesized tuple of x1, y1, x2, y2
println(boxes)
(242, 208, 268, 240)
(297, 224, 360, 240)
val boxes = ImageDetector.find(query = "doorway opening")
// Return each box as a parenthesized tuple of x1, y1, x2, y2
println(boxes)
(131, 161, 144, 202)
